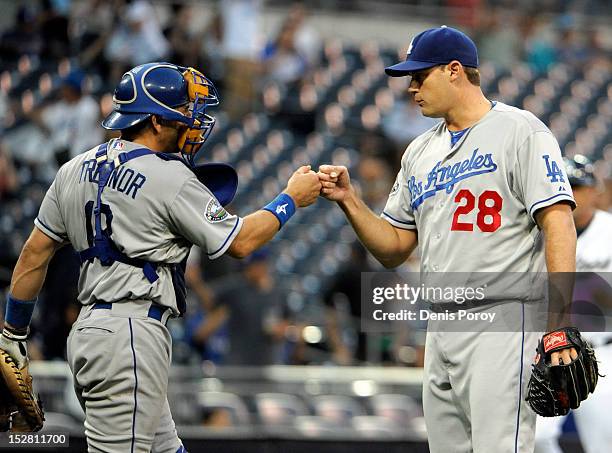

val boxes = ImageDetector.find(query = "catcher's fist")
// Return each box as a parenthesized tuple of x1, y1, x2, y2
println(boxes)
(0, 328, 28, 370)
(285, 165, 321, 207)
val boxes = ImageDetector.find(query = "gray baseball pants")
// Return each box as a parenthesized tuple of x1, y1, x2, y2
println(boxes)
(67, 301, 185, 453)
(423, 301, 543, 453)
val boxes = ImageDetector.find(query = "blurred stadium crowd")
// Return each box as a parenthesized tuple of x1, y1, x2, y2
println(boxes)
(0, 0, 610, 441)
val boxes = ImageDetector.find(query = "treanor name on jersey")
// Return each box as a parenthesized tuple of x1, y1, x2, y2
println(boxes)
(78, 158, 148, 200)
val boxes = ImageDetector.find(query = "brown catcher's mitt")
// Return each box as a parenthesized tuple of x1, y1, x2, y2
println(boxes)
(0, 350, 44, 432)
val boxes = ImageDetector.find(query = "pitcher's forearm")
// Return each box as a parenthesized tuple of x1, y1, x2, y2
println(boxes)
(537, 204, 577, 330)
(338, 192, 417, 268)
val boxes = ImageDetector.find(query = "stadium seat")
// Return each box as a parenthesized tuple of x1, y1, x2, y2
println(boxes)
(293, 415, 342, 436)
(197, 392, 251, 426)
(351, 415, 405, 438)
(370, 394, 421, 426)
(255, 393, 309, 425)
(312, 395, 366, 425)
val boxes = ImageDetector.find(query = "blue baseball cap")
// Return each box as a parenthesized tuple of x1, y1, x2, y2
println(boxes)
(385, 26, 479, 77)
(62, 70, 85, 93)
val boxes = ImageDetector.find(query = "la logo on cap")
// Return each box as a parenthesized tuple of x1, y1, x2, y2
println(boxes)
(407, 39, 414, 56)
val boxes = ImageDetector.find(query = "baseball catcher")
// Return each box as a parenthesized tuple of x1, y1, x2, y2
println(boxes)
(2, 60, 321, 451)
(526, 327, 599, 417)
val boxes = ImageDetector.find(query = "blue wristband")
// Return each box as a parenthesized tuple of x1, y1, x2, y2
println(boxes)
(262, 193, 296, 229)
(5, 294, 37, 330)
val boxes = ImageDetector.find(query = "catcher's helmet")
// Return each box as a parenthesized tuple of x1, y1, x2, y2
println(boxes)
(102, 62, 219, 164)
(564, 154, 596, 187)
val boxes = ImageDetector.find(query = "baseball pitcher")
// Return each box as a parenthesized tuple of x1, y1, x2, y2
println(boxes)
(318, 27, 598, 452)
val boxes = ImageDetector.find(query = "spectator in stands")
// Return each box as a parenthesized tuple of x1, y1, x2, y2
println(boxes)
(474, 7, 521, 71)
(104, 0, 170, 82)
(165, 2, 201, 68)
(38, 0, 70, 60)
(274, 81, 318, 136)
(220, 0, 263, 119)
(183, 247, 230, 365)
(286, 3, 321, 67)
(323, 243, 373, 364)
(185, 249, 292, 366)
(260, 1, 320, 87)
(520, 15, 559, 73)
(197, 9, 226, 90)
(211, 249, 292, 366)
(0, 6, 41, 61)
(357, 155, 394, 212)
(28, 70, 102, 166)
(556, 25, 590, 66)
(381, 94, 438, 152)
(262, 22, 308, 86)
(69, 0, 118, 73)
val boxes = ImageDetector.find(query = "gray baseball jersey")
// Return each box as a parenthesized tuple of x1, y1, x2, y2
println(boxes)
(382, 101, 574, 279)
(35, 138, 243, 315)
(387, 102, 576, 453)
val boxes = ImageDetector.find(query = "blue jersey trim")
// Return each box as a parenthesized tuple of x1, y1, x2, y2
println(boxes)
(35, 218, 65, 241)
(514, 303, 525, 453)
(528, 193, 575, 218)
(449, 128, 469, 147)
(207, 217, 241, 258)
(381, 212, 416, 225)
(129, 318, 138, 453)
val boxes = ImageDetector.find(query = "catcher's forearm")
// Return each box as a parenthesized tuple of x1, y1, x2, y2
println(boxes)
(537, 204, 577, 330)
(10, 229, 58, 301)
(228, 210, 283, 258)
(6, 228, 58, 332)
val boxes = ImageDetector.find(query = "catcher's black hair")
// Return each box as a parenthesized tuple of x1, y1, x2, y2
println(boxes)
(120, 117, 153, 141)
(120, 115, 182, 141)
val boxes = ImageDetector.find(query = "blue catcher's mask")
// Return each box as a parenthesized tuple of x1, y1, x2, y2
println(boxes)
(102, 62, 219, 166)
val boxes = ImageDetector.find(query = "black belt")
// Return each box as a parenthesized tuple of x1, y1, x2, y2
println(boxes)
(92, 302, 169, 323)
